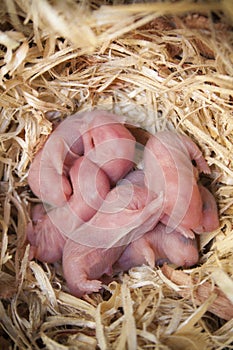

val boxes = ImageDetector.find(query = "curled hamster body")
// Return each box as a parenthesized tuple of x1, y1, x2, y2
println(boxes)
(62, 181, 163, 297)
(144, 131, 210, 238)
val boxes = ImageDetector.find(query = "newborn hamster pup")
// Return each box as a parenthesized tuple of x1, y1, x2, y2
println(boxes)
(144, 131, 210, 238)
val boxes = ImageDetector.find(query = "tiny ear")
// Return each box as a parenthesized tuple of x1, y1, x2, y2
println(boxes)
(49, 137, 67, 174)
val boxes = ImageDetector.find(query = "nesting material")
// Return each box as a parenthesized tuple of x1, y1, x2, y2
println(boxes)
(0, 0, 233, 349)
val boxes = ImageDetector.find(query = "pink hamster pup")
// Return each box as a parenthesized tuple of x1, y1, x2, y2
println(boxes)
(28, 110, 136, 206)
(195, 184, 219, 233)
(27, 111, 87, 207)
(27, 156, 110, 262)
(144, 131, 210, 238)
(62, 179, 163, 297)
(83, 111, 136, 185)
(113, 222, 199, 273)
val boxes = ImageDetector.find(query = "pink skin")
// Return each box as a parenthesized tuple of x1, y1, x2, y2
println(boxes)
(62, 182, 163, 297)
(28, 113, 86, 207)
(83, 112, 136, 185)
(113, 222, 199, 273)
(121, 168, 219, 236)
(160, 184, 219, 236)
(121, 169, 145, 187)
(62, 241, 123, 297)
(144, 131, 210, 238)
(113, 175, 219, 272)
(67, 156, 111, 222)
(115, 169, 198, 269)
(26, 204, 66, 263)
(179, 134, 210, 175)
(27, 156, 110, 263)
(194, 184, 219, 233)
(28, 110, 135, 206)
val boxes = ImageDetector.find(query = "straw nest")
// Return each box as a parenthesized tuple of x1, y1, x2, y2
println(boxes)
(0, 0, 233, 349)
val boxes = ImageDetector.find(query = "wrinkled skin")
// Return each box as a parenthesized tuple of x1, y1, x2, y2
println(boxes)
(113, 222, 199, 273)
(27, 204, 67, 263)
(62, 240, 123, 297)
(62, 181, 163, 297)
(67, 156, 110, 222)
(122, 168, 219, 235)
(83, 112, 136, 185)
(28, 110, 136, 206)
(195, 184, 219, 233)
(113, 179, 219, 273)
(144, 131, 210, 238)
(27, 115, 219, 297)
(27, 157, 110, 262)
(121, 169, 145, 187)
(28, 112, 87, 207)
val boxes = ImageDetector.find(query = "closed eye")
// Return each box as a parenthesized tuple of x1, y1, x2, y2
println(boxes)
(90, 137, 95, 148)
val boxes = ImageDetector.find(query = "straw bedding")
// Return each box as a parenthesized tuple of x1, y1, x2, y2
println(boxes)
(0, 0, 233, 349)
